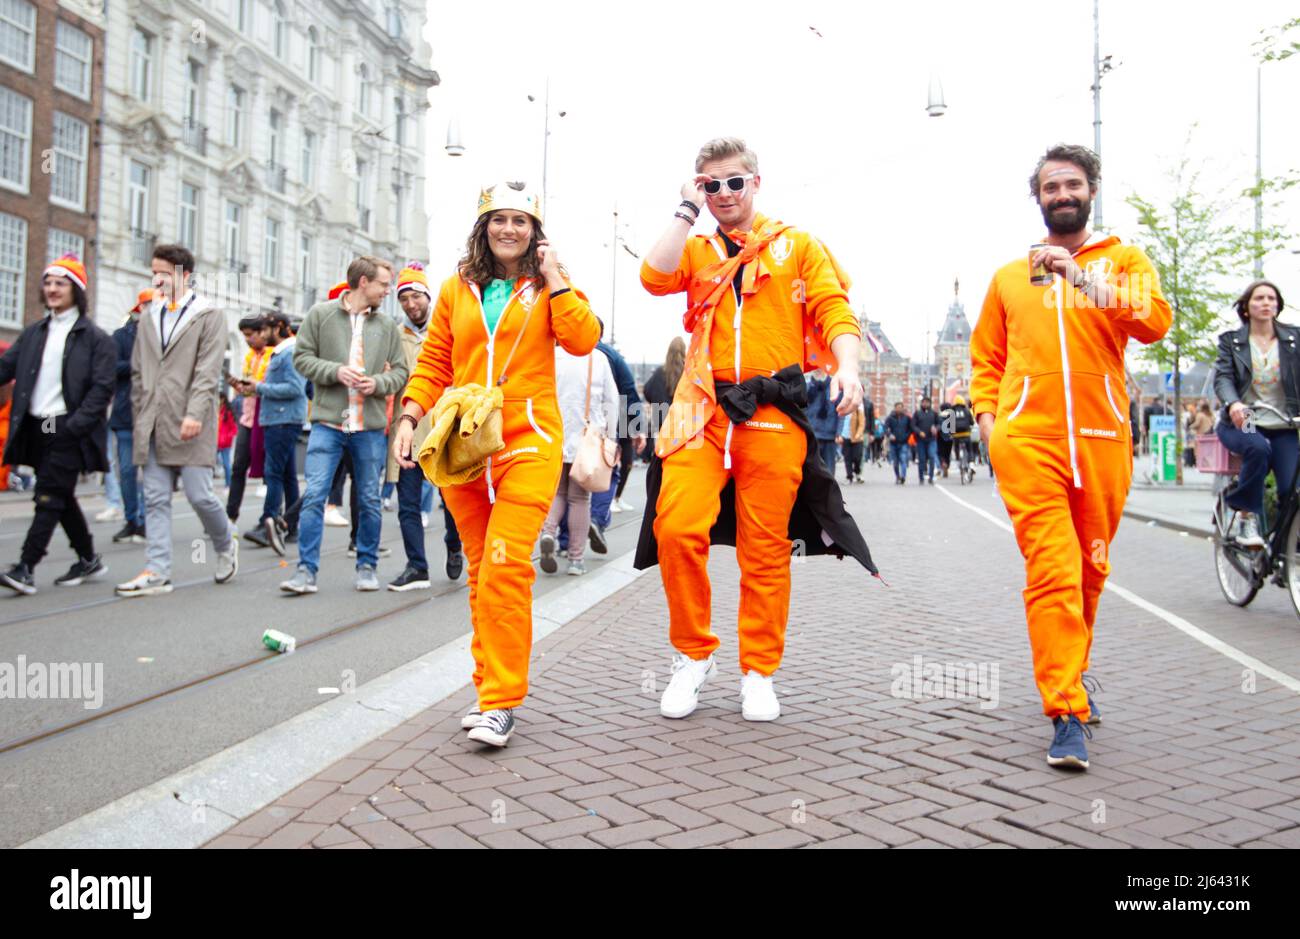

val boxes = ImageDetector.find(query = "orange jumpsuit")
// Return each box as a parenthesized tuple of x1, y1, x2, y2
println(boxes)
(403, 275, 599, 711)
(641, 213, 860, 675)
(970, 234, 1171, 720)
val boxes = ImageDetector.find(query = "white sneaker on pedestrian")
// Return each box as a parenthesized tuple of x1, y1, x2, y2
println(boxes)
(115, 569, 173, 597)
(609, 500, 624, 514)
(95, 506, 123, 523)
(421, 511, 430, 529)
(214, 536, 238, 584)
(324, 505, 348, 527)
(460, 705, 484, 730)
(740, 670, 780, 721)
(659, 652, 716, 719)
(255, 484, 267, 497)
(382, 497, 394, 512)
(614, 497, 635, 513)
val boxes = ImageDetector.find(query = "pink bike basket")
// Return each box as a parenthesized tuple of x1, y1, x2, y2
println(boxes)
(1195, 434, 1241, 475)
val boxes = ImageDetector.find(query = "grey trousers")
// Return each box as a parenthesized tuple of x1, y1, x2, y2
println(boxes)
(143, 438, 234, 578)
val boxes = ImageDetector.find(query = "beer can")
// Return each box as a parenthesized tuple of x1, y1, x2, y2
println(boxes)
(1029, 244, 1053, 286)
(262, 629, 296, 654)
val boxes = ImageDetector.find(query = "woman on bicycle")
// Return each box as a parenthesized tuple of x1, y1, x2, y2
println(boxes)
(1213, 280, 1300, 547)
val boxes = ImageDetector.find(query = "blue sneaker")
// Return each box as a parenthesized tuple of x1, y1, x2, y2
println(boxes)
(1047, 714, 1092, 770)
(1082, 674, 1102, 725)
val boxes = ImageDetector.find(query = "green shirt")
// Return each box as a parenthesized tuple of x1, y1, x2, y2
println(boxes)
(482, 278, 513, 336)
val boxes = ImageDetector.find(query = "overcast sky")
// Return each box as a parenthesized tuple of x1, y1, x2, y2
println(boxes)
(422, 0, 1300, 369)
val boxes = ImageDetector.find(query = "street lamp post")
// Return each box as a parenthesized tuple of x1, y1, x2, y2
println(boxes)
(1090, 0, 1115, 229)
(527, 79, 566, 211)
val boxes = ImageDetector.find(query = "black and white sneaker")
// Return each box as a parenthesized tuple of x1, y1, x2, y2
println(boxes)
(387, 566, 431, 591)
(466, 708, 515, 747)
(0, 562, 36, 595)
(54, 554, 107, 587)
(588, 523, 608, 555)
(112, 522, 144, 544)
(264, 516, 286, 557)
(445, 549, 464, 581)
(460, 705, 484, 729)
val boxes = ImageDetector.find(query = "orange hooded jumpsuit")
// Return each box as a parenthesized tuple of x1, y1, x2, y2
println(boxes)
(402, 275, 599, 711)
(641, 213, 861, 676)
(970, 234, 1171, 720)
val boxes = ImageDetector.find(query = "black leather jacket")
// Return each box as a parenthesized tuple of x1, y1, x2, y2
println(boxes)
(1213, 322, 1300, 422)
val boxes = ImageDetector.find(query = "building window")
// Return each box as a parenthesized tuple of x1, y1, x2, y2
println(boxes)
(178, 183, 200, 252)
(307, 27, 320, 83)
(273, 1, 287, 58)
(224, 201, 243, 268)
(355, 157, 371, 232)
(0, 211, 25, 325)
(184, 60, 203, 125)
(0, 0, 35, 73)
(264, 218, 280, 280)
(54, 20, 93, 100)
(226, 84, 245, 149)
(128, 160, 151, 233)
(300, 129, 316, 187)
(0, 85, 32, 194)
(47, 227, 84, 265)
(268, 108, 282, 166)
(130, 28, 154, 103)
(357, 63, 370, 117)
(385, 4, 402, 40)
(50, 112, 88, 210)
(394, 97, 405, 147)
(236, 0, 251, 33)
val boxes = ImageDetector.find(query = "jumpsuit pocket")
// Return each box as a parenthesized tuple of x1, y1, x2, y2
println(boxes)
(493, 398, 555, 467)
(1003, 372, 1067, 438)
(1072, 371, 1128, 443)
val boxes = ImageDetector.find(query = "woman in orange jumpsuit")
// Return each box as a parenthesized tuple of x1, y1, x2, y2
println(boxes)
(392, 181, 599, 748)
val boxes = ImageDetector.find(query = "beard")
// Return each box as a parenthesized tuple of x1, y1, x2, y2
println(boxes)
(1041, 197, 1091, 236)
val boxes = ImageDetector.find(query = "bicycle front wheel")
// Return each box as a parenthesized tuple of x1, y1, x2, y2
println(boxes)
(1213, 500, 1259, 607)
(1286, 506, 1300, 620)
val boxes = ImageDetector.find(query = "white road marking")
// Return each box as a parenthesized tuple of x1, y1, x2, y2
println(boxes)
(935, 483, 1300, 695)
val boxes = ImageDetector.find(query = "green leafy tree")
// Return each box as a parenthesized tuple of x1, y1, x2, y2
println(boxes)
(1255, 16, 1300, 62)
(1126, 155, 1293, 484)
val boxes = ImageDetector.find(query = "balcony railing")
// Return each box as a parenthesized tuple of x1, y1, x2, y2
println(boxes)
(129, 228, 156, 267)
(182, 118, 207, 156)
(266, 161, 286, 194)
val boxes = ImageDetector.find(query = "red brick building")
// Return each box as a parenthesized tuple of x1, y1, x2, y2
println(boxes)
(0, 0, 104, 338)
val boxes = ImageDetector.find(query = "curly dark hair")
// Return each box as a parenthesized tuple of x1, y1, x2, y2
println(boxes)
(1029, 144, 1101, 203)
(457, 209, 550, 288)
(1234, 279, 1285, 323)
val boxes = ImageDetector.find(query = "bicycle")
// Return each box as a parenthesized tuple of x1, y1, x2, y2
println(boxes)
(953, 435, 975, 484)
(1205, 402, 1300, 618)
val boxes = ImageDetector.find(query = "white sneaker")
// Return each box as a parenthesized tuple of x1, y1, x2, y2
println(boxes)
(659, 653, 716, 719)
(740, 670, 780, 721)
(614, 497, 636, 513)
(421, 511, 430, 529)
(609, 500, 624, 514)
(255, 484, 267, 497)
(1235, 513, 1266, 548)
(214, 535, 239, 584)
(382, 497, 394, 512)
(95, 506, 123, 522)
(323, 505, 348, 527)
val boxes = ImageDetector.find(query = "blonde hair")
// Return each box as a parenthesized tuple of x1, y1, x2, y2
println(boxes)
(695, 137, 758, 174)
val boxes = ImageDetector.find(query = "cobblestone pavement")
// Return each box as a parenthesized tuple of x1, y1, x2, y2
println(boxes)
(208, 462, 1300, 849)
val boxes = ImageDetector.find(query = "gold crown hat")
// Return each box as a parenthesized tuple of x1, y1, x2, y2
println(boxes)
(477, 180, 543, 224)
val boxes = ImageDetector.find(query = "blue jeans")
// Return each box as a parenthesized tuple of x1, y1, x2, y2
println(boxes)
(890, 441, 911, 480)
(396, 464, 427, 573)
(1217, 422, 1300, 521)
(259, 423, 300, 526)
(916, 435, 938, 481)
(218, 446, 232, 488)
(114, 428, 143, 526)
(816, 439, 839, 475)
(296, 425, 385, 573)
(421, 481, 434, 515)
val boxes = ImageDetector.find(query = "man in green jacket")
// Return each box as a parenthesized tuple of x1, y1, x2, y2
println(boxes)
(281, 256, 408, 594)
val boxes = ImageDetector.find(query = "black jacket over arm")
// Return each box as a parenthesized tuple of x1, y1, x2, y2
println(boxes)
(0, 312, 117, 471)
(1213, 322, 1300, 422)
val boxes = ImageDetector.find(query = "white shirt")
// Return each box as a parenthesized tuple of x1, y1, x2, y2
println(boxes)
(30, 307, 79, 418)
(553, 348, 620, 463)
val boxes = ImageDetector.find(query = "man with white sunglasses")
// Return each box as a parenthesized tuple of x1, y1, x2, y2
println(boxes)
(635, 136, 877, 724)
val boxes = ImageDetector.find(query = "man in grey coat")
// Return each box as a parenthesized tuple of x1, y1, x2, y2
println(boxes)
(116, 244, 239, 596)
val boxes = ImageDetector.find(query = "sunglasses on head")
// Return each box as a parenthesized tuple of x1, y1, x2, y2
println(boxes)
(703, 174, 754, 195)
